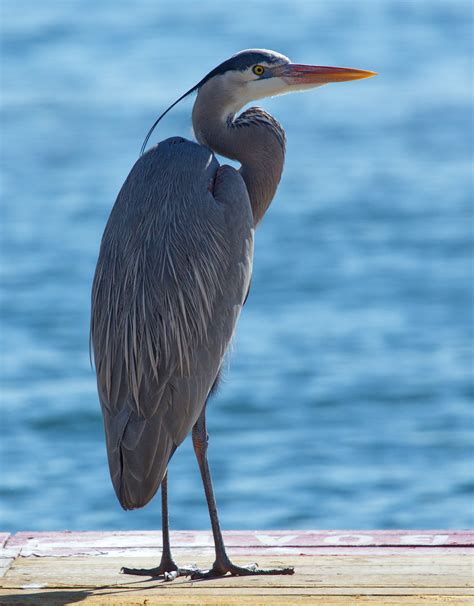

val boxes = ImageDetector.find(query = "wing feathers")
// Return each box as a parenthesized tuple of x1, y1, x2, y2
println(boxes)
(91, 140, 253, 510)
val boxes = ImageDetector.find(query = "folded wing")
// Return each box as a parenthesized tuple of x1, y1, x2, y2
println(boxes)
(91, 138, 253, 509)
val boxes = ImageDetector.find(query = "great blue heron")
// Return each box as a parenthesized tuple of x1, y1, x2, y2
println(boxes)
(91, 48, 375, 580)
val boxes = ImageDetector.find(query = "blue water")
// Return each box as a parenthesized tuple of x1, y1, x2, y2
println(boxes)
(1, 1, 473, 533)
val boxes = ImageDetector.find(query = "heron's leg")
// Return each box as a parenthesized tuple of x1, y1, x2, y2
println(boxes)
(121, 472, 197, 580)
(191, 406, 294, 579)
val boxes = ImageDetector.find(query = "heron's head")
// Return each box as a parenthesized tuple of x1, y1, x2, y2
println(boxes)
(194, 49, 376, 116)
(140, 49, 376, 155)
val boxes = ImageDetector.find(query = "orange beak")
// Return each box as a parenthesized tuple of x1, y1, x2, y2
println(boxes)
(273, 63, 377, 84)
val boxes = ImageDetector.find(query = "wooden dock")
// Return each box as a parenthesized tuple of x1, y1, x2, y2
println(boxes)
(0, 530, 472, 604)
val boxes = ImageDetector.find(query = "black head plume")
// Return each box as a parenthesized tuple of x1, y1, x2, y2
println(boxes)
(139, 84, 197, 156)
(139, 50, 287, 156)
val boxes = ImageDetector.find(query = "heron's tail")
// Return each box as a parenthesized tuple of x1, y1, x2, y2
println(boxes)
(104, 404, 175, 510)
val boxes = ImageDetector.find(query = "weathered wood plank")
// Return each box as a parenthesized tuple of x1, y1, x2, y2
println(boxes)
(0, 588, 473, 605)
(1, 554, 472, 589)
(7, 530, 473, 557)
(0, 535, 18, 581)
(8, 530, 474, 549)
(1, 531, 471, 605)
(10, 547, 473, 558)
(0, 536, 10, 550)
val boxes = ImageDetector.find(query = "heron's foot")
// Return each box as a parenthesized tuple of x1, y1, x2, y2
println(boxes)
(121, 559, 198, 582)
(189, 557, 294, 579)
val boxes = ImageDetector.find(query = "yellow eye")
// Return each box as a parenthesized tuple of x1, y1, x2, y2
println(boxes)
(252, 65, 265, 76)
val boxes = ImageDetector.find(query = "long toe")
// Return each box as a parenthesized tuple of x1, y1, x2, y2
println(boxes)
(190, 561, 294, 579)
(243, 564, 294, 575)
(121, 565, 166, 577)
(228, 562, 294, 576)
(120, 562, 197, 580)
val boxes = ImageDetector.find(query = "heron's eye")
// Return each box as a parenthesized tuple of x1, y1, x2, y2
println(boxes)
(252, 65, 265, 76)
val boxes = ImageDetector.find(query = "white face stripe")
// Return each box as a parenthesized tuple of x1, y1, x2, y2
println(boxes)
(216, 69, 325, 118)
(197, 54, 324, 122)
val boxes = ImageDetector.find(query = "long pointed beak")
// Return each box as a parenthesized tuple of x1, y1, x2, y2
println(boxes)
(273, 63, 377, 85)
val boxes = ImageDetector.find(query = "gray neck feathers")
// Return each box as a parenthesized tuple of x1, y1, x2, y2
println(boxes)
(192, 86, 286, 225)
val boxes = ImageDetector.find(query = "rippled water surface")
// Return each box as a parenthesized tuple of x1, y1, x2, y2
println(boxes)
(1, 1, 473, 532)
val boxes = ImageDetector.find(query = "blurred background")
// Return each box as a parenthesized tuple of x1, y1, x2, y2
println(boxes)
(1, 0, 472, 532)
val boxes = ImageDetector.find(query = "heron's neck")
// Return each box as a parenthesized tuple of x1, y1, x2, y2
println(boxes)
(192, 90, 285, 225)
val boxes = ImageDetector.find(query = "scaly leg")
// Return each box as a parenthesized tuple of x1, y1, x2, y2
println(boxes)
(189, 407, 294, 579)
(121, 472, 197, 581)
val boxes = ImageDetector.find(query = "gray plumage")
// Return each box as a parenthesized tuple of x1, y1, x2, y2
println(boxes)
(91, 139, 254, 508)
(90, 49, 375, 528)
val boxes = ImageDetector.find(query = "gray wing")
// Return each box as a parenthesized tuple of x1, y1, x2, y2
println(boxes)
(91, 137, 253, 509)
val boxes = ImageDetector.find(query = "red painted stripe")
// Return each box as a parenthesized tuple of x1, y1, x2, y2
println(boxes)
(5, 530, 474, 553)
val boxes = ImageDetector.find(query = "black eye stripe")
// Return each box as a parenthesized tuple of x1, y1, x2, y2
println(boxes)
(196, 51, 288, 88)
